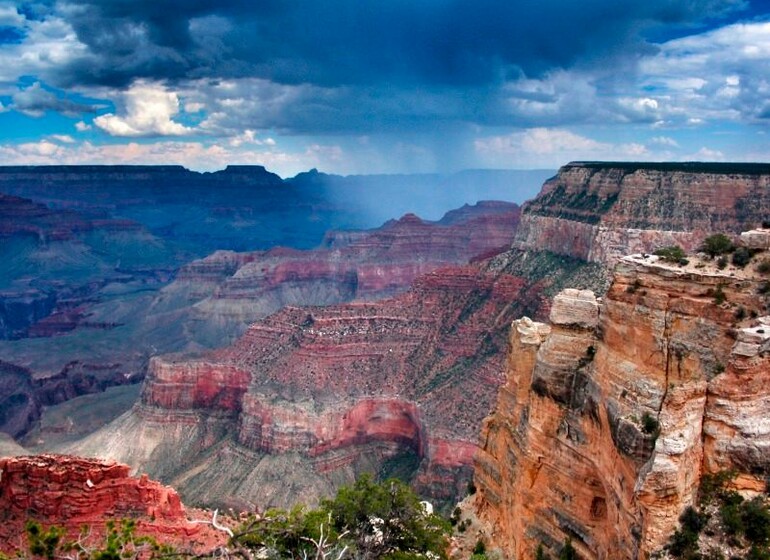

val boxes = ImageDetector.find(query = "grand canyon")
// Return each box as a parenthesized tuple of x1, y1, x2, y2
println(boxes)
(2, 161, 769, 559)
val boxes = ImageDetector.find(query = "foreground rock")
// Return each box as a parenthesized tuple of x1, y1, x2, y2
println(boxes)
(0, 454, 228, 554)
(473, 251, 770, 559)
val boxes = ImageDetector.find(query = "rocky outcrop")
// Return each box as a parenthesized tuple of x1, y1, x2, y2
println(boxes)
(0, 454, 227, 553)
(514, 162, 770, 264)
(67, 266, 538, 510)
(474, 250, 770, 559)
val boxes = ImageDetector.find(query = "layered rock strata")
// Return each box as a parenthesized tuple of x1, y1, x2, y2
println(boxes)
(68, 266, 538, 510)
(156, 201, 520, 345)
(515, 162, 770, 264)
(0, 454, 227, 553)
(474, 252, 770, 559)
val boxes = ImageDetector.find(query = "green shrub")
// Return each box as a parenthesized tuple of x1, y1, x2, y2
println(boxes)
(713, 284, 726, 305)
(743, 498, 770, 545)
(559, 538, 578, 560)
(667, 528, 699, 558)
(236, 474, 450, 560)
(642, 412, 660, 436)
(758, 260, 770, 275)
(702, 234, 734, 258)
(680, 506, 708, 534)
(732, 246, 753, 268)
(700, 470, 737, 506)
(702, 547, 725, 560)
(746, 545, 770, 560)
(655, 245, 688, 264)
(473, 540, 487, 555)
(721, 502, 745, 536)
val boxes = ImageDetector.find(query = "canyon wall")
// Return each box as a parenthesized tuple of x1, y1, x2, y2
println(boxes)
(514, 162, 770, 264)
(474, 247, 770, 559)
(161, 201, 520, 346)
(67, 266, 539, 510)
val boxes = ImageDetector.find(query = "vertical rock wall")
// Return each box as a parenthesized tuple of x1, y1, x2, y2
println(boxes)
(475, 255, 770, 559)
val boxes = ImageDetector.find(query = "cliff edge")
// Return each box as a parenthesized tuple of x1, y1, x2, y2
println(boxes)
(473, 240, 770, 559)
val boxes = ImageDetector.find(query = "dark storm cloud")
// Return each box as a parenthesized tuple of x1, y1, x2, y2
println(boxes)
(55, 0, 747, 88)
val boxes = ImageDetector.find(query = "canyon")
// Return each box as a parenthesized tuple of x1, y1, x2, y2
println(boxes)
(157, 200, 520, 346)
(67, 265, 536, 510)
(59, 162, 770, 520)
(3, 162, 770, 559)
(0, 165, 525, 438)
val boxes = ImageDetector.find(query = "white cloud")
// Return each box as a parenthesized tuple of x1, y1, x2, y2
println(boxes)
(185, 102, 205, 113)
(688, 147, 725, 160)
(474, 128, 651, 167)
(0, 4, 24, 27)
(0, 140, 66, 162)
(0, 12, 88, 84)
(649, 136, 679, 147)
(639, 19, 770, 123)
(94, 81, 192, 137)
(49, 134, 75, 143)
(75, 121, 91, 131)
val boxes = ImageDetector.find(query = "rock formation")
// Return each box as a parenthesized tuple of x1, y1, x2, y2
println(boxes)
(515, 162, 770, 264)
(0, 175, 521, 437)
(0, 454, 228, 554)
(67, 265, 538, 510)
(473, 249, 770, 559)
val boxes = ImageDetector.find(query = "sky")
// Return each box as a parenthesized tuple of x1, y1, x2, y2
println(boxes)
(0, 0, 768, 176)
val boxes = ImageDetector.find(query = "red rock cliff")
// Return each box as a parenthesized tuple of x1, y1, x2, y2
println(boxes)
(474, 247, 770, 559)
(515, 162, 770, 264)
(0, 454, 227, 553)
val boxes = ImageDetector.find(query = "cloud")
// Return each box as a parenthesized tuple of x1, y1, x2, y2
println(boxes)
(94, 81, 192, 137)
(0, 10, 88, 84)
(649, 135, 680, 147)
(0, 4, 25, 28)
(49, 134, 75, 143)
(688, 147, 726, 159)
(474, 128, 652, 167)
(45, 0, 747, 89)
(11, 81, 97, 117)
(639, 19, 770, 124)
(75, 120, 91, 131)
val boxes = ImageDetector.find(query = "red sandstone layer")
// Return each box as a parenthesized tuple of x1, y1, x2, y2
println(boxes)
(0, 454, 228, 554)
